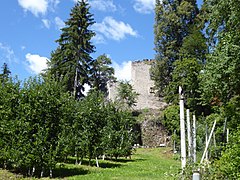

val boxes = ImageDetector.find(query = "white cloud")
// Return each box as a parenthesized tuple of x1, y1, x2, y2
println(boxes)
(91, 34, 106, 44)
(133, 0, 155, 14)
(112, 61, 132, 81)
(0, 43, 17, 63)
(92, 16, 138, 41)
(42, 19, 51, 28)
(25, 53, 48, 74)
(18, 0, 59, 17)
(18, 0, 48, 16)
(49, 0, 60, 11)
(55, 17, 65, 30)
(89, 0, 117, 12)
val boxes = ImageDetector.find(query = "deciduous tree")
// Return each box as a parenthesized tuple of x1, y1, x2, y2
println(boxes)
(152, 0, 199, 96)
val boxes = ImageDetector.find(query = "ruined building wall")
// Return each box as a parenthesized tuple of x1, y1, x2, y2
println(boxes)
(131, 59, 166, 110)
(108, 59, 167, 110)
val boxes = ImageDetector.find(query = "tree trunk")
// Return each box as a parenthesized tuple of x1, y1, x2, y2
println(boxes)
(73, 67, 78, 99)
(102, 154, 105, 160)
(75, 151, 79, 165)
(40, 167, 44, 178)
(88, 157, 92, 166)
(79, 156, 83, 165)
(50, 168, 53, 178)
(31, 166, 35, 177)
(96, 157, 99, 167)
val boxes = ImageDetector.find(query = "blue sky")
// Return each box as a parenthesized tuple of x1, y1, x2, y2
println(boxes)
(0, 0, 202, 81)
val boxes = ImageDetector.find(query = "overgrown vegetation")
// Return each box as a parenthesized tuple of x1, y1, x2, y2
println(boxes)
(152, 0, 240, 178)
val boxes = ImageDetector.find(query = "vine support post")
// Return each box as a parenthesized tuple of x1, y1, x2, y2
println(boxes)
(201, 120, 217, 164)
(187, 109, 192, 160)
(193, 114, 197, 163)
(179, 86, 186, 169)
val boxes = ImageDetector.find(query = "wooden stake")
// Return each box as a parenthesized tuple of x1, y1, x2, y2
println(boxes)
(200, 120, 217, 164)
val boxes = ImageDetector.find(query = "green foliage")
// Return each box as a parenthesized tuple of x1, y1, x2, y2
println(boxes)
(77, 91, 107, 162)
(102, 102, 136, 158)
(150, 58, 170, 97)
(161, 105, 180, 135)
(180, 27, 207, 63)
(222, 96, 240, 132)
(0, 63, 136, 177)
(201, 0, 240, 105)
(212, 129, 240, 179)
(165, 58, 202, 110)
(195, 2, 240, 176)
(0, 76, 74, 176)
(200, 34, 240, 105)
(90, 54, 116, 95)
(116, 81, 139, 109)
(152, 0, 199, 96)
(0, 77, 21, 169)
(161, 105, 180, 150)
(206, 0, 240, 46)
(47, 0, 95, 99)
(0, 63, 11, 82)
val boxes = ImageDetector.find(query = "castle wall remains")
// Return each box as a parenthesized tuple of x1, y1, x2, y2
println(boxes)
(108, 59, 167, 110)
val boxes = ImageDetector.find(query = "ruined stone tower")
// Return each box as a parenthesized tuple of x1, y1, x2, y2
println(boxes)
(108, 59, 167, 110)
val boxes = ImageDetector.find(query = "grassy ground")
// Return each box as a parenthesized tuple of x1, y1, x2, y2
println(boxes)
(0, 147, 180, 180)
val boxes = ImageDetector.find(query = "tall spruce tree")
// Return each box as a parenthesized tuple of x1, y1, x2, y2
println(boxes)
(48, 0, 95, 99)
(151, 0, 199, 97)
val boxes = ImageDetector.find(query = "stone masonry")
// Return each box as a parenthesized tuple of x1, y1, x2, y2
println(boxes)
(108, 59, 167, 110)
(108, 59, 169, 147)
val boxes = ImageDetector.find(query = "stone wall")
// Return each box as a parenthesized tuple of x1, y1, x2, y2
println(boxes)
(131, 60, 167, 110)
(108, 59, 167, 110)
(108, 59, 170, 147)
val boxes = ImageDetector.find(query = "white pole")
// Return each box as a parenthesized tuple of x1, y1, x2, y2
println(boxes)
(193, 114, 197, 163)
(187, 109, 192, 160)
(179, 86, 186, 169)
(192, 171, 200, 180)
(205, 124, 208, 160)
(227, 128, 229, 143)
(200, 120, 217, 164)
(173, 129, 176, 153)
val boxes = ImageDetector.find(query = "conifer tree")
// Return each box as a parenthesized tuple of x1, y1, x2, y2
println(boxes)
(48, 0, 95, 99)
(0, 63, 11, 82)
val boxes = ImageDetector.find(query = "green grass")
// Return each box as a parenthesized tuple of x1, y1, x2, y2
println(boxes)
(0, 147, 180, 180)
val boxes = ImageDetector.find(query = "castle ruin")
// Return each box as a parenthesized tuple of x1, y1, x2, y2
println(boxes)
(108, 59, 167, 110)
(108, 59, 169, 147)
